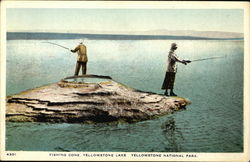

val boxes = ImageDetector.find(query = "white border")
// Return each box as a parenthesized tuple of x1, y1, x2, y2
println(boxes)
(3, 1, 249, 9)
(1, 1, 249, 161)
(243, 3, 250, 161)
(0, 1, 7, 161)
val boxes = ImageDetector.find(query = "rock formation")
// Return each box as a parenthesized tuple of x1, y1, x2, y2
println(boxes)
(6, 75, 190, 123)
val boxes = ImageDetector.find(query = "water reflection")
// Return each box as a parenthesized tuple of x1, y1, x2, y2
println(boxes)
(161, 117, 184, 152)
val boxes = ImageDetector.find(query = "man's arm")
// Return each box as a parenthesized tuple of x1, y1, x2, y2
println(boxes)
(71, 45, 80, 53)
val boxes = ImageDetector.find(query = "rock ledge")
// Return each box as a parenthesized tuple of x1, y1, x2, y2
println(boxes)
(6, 75, 190, 123)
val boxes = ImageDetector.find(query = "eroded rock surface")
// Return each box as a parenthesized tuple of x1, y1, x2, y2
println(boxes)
(6, 79, 190, 123)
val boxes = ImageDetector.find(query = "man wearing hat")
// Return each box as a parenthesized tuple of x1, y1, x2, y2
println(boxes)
(161, 43, 191, 96)
(71, 41, 88, 75)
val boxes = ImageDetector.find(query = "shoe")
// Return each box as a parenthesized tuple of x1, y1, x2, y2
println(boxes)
(164, 92, 169, 96)
(170, 92, 177, 96)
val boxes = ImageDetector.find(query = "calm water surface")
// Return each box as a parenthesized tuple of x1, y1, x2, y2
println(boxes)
(6, 39, 243, 152)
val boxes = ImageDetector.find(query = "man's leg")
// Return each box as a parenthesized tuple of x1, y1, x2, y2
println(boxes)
(82, 62, 87, 75)
(74, 62, 81, 76)
(164, 89, 169, 96)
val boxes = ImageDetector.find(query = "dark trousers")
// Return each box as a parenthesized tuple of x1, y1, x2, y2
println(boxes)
(161, 72, 176, 90)
(74, 61, 87, 76)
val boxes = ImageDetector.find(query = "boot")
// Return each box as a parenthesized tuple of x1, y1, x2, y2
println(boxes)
(164, 90, 169, 96)
(170, 91, 177, 96)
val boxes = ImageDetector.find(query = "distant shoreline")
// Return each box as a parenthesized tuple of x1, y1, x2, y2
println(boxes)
(7, 32, 244, 40)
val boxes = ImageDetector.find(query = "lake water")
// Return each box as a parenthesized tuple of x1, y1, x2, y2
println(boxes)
(6, 39, 243, 152)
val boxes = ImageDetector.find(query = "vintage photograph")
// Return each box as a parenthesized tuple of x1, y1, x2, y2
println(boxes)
(1, 1, 249, 161)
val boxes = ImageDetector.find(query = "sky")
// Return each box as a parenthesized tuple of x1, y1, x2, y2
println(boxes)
(7, 8, 244, 33)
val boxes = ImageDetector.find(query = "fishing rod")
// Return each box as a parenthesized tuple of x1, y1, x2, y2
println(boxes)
(42, 42, 226, 63)
(191, 56, 226, 62)
(42, 41, 71, 51)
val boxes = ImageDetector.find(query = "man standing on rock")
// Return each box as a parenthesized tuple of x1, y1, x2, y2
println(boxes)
(161, 43, 191, 96)
(71, 40, 88, 75)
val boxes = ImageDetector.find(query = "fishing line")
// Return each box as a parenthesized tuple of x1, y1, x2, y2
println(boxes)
(42, 41, 71, 51)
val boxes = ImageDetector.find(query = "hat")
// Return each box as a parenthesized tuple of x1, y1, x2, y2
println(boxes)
(79, 39, 84, 44)
(171, 43, 177, 48)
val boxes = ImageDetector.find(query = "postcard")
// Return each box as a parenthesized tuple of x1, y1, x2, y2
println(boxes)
(0, 1, 249, 161)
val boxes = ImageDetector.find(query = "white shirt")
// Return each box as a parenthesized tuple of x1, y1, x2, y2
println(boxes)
(166, 50, 183, 72)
